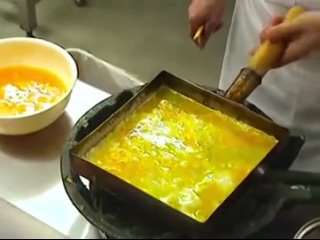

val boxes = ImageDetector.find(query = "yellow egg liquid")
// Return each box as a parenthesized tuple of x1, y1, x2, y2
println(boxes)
(0, 65, 67, 116)
(85, 87, 278, 223)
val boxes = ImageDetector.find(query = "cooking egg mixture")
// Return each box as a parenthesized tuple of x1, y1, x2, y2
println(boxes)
(85, 87, 278, 223)
(0, 65, 66, 116)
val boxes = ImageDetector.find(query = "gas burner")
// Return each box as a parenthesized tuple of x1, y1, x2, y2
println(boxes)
(61, 86, 318, 239)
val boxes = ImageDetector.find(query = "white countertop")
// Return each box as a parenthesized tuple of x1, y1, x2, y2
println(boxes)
(0, 80, 110, 239)
(0, 198, 66, 239)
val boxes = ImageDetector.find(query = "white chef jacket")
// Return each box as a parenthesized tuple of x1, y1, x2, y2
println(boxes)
(219, 0, 320, 172)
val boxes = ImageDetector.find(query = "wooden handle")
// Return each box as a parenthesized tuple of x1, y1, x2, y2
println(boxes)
(224, 68, 262, 103)
(249, 6, 305, 76)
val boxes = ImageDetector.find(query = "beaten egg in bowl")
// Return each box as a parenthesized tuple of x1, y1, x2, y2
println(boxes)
(0, 65, 67, 116)
(0, 37, 77, 135)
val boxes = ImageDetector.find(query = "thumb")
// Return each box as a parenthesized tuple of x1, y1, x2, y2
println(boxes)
(278, 35, 315, 66)
(197, 21, 221, 49)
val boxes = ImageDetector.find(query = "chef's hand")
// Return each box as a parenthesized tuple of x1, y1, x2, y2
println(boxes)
(188, 0, 225, 49)
(262, 12, 320, 67)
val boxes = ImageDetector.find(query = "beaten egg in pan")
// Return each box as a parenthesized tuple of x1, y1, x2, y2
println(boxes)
(84, 87, 278, 223)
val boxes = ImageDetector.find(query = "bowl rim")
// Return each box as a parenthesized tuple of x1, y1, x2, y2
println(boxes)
(0, 37, 78, 119)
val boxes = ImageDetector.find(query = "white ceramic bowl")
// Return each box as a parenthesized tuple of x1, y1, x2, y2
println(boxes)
(0, 37, 78, 135)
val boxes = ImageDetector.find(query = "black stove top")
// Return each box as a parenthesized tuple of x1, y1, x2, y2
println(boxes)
(97, 196, 320, 239)
(252, 204, 320, 239)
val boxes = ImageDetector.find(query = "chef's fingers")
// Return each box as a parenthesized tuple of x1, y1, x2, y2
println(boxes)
(260, 16, 284, 43)
(250, 16, 284, 56)
(265, 14, 311, 43)
(188, 2, 204, 38)
(278, 34, 316, 66)
(197, 22, 223, 48)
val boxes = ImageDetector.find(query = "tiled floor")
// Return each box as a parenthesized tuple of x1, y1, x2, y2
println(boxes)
(0, 0, 234, 87)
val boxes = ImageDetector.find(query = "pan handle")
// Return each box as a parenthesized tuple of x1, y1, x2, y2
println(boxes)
(261, 170, 320, 203)
(224, 6, 305, 103)
(278, 184, 320, 203)
(263, 170, 320, 186)
(249, 6, 305, 76)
